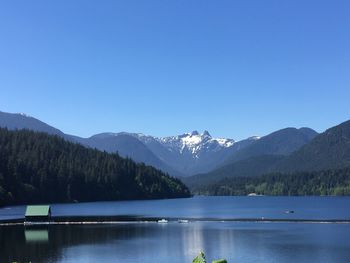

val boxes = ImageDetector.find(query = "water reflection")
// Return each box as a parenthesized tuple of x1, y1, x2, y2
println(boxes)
(25, 227, 49, 243)
(1, 222, 350, 263)
(179, 223, 201, 257)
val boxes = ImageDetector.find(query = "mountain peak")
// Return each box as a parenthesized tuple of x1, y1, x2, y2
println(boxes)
(149, 130, 235, 159)
(190, 130, 199, 136)
(203, 130, 211, 137)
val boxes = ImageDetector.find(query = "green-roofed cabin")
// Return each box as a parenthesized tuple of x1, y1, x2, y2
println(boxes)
(25, 205, 51, 222)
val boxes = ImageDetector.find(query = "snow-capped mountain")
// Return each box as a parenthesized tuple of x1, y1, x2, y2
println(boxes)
(157, 130, 234, 157)
(135, 130, 234, 158)
(127, 131, 252, 176)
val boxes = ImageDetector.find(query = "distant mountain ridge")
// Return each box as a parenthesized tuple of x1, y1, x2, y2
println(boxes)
(0, 111, 249, 176)
(0, 111, 182, 177)
(0, 110, 319, 178)
(0, 112, 64, 136)
(223, 127, 318, 164)
(84, 132, 182, 177)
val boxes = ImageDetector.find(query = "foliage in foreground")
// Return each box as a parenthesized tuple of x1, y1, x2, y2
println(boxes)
(192, 252, 227, 263)
(193, 167, 350, 196)
(0, 128, 191, 206)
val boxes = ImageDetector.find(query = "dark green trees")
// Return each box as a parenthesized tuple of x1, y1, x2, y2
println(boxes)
(0, 128, 191, 206)
(193, 168, 350, 196)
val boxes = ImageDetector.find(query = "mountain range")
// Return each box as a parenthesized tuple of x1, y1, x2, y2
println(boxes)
(0, 111, 320, 178)
(185, 119, 350, 190)
(2, 110, 350, 194)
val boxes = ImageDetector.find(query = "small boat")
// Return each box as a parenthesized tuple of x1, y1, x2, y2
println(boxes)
(284, 210, 295, 214)
(178, 219, 189, 223)
(248, 193, 264, 196)
(157, 219, 168, 223)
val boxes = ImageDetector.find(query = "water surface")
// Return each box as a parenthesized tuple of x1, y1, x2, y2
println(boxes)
(1, 196, 350, 263)
(1, 196, 350, 221)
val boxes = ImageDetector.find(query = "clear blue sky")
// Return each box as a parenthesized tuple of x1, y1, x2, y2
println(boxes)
(0, 0, 349, 140)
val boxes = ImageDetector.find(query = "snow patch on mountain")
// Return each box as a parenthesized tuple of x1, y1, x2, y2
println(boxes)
(145, 130, 235, 157)
(247, 136, 261, 140)
(19, 113, 32, 118)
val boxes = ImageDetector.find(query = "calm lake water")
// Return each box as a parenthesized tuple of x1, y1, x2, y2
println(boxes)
(1, 196, 350, 263)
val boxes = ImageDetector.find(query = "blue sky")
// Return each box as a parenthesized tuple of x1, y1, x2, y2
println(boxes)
(0, 0, 349, 140)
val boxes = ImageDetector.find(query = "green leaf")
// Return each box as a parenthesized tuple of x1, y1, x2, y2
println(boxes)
(192, 252, 207, 263)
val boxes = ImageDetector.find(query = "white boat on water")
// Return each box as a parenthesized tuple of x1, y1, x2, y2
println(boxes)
(157, 219, 168, 223)
(178, 219, 189, 223)
(248, 193, 264, 196)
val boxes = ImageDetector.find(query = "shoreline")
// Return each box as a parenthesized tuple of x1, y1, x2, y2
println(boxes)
(1, 216, 350, 226)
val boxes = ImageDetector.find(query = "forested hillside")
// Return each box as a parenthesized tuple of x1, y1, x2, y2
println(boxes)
(184, 155, 284, 188)
(275, 120, 350, 172)
(193, 167, 350, 196)
(0, 128, 191, 206)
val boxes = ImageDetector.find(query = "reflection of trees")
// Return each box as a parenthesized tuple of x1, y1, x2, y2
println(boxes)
(0, 222, 301, 263)
(0, 224, 154, 263)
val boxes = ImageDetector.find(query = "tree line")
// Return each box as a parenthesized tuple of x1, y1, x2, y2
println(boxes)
(193, 167, 350, 196)
(0, 128, 191, 206)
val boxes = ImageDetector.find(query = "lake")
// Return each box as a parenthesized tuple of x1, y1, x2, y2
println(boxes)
(1, 196, 350, 263)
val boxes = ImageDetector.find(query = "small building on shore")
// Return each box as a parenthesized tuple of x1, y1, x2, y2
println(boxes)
(25, 205, 51, 222)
